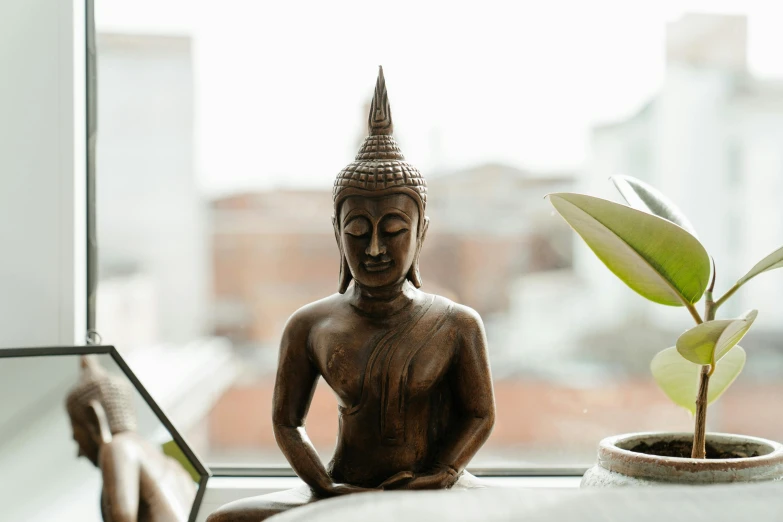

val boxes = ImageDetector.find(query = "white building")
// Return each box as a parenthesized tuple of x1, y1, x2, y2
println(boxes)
(96, 33, 210, 345)
(580, 13, 783, 335)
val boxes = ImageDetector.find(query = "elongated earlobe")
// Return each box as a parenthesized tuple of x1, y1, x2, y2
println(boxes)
(407, 260, 422, 288)
(407, 216, 429, 288)
(334, 217, 353, 294)
(338, 255, 352, 294)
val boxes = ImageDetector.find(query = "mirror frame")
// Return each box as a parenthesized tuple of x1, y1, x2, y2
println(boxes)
(0, 345, 211, 522)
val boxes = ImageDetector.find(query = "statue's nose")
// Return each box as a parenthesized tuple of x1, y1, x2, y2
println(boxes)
(366, 232, 386, 257)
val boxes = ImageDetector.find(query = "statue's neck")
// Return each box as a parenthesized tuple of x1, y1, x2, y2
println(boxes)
(349, 280, 416, 317)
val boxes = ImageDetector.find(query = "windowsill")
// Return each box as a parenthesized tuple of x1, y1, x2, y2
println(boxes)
(197, 475, 583, 522)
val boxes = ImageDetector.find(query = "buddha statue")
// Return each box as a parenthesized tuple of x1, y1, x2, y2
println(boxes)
(66, 356, 197, 522)
(208, 67, 496, 522)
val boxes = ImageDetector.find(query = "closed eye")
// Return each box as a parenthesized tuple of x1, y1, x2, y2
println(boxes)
(384, 227, 408, 236)
(381, 214, 410, 236)
(344, 219, 371, 237)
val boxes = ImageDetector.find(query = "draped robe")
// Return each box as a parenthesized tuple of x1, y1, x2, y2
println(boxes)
(330, 295, 459, 486)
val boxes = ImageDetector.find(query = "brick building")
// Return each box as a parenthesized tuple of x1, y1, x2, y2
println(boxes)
(210, 163, 573, 350)
(211, 190, 336, 347)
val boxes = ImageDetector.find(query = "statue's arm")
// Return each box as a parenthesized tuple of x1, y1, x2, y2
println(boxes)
(99, 440, 141, 522)
(398, 305, 496, 490)
(439, 306, 496, 469)
(272, 307, 372, 496)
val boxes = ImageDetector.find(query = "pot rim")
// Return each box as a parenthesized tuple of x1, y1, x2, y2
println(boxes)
(597, 432, 783, 480)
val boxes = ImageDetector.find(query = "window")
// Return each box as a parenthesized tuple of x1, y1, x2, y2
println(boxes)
(95, 3, 783, 470)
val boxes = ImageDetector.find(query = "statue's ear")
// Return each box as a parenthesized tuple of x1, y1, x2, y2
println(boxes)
(420, 216, 430, 243)
(333, 216, 352, 294)
(407, 216, 429, 288)
(87, 399, 113, 445)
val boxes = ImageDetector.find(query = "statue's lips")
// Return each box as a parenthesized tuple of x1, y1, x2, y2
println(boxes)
(363, 260, 393, 272)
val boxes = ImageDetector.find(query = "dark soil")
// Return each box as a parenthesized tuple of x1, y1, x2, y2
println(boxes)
(630, 440, 760, 459)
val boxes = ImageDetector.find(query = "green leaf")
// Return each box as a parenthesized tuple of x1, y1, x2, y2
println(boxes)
(676, 310, 757, 366)
(548, 193, 711, 306)
(651, 346, 746, 414)
(162, 439, 201, 483)
(610, 175, 699, 238)
(737, 246, 783, 287)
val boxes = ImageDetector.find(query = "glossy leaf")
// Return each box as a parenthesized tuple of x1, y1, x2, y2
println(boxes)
(548, 193, 711, 306)
(162, 439, 201, 482)
(651, 346, 746, 414)
(610, 175, 699, 238)
(737, 246, 783, 287)
(676, 310, 757, 366)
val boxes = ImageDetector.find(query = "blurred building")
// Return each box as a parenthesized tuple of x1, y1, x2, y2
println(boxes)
(97, 33, 210, 345)
(210, 164, 573, 353)
(425, 164, 573, 317)
(211, 190, 337, 349)
(581, 13, 783, 336)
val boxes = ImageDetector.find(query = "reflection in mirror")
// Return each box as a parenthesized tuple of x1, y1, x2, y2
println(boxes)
(0, 350, 206, 522)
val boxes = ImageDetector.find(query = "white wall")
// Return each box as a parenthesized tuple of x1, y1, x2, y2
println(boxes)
(0, 0, 86, 347)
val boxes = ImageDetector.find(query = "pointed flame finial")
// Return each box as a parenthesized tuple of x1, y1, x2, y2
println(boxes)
(368, 66, 393, 136)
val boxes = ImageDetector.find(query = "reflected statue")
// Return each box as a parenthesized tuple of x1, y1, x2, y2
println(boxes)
(208, 67, 496, 522)
(66, 356, 196, 522)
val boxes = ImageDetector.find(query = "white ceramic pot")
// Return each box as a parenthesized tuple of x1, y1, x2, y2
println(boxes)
(582, 432, 783, 487)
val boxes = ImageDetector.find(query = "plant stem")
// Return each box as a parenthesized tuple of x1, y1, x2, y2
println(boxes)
(691, 287, 716, 460)
(704, 290, 716, 322)
(715, 283, 740, 310)
(692, 364, 711, 459)
(685, 302, 703, 324)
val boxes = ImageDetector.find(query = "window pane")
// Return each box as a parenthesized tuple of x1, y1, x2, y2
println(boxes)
(96, 3, 783, 469)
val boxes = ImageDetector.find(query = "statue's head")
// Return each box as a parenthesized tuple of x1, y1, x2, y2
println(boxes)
(333, 67, 429, 293)
(65, 356, 137, 466)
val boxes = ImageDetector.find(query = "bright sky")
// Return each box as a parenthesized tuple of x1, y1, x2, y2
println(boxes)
(96, 0, 783, 195)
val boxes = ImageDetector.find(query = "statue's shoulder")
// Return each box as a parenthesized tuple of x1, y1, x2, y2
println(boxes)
(283, 293, 346, 333)
(421, 292, 485, 331)
(99, 432, 141, 469)
(424, 294, 488, 357)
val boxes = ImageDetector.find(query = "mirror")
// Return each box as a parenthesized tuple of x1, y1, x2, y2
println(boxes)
(0, 346, 209, 522)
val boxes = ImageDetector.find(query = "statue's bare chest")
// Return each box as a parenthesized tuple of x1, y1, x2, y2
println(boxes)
(310, 314, 458, 409)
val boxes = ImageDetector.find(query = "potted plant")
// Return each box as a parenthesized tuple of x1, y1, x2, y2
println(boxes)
(548, 175, 783, 486)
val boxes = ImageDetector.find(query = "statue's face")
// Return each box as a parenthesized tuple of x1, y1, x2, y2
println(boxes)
(339, 193, 420, 289)
(70, 417, 100, 466)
